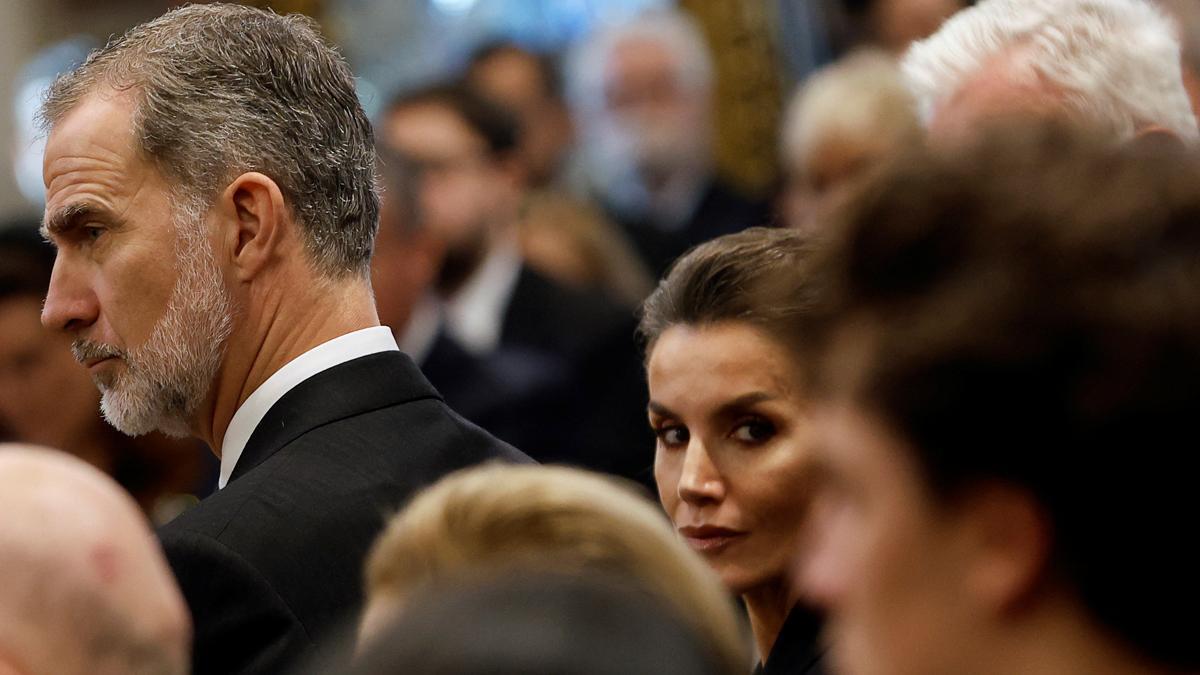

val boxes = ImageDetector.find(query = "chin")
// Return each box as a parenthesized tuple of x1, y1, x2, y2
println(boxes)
(718, 567, 771, 597)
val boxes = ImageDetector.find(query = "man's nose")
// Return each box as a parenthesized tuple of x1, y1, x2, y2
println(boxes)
(41, 255, 99, 333)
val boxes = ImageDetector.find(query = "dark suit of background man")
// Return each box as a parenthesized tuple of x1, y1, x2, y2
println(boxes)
(37, 5, 528, 674)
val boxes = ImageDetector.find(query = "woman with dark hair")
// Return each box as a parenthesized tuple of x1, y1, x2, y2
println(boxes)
(640, 227, 826, 675)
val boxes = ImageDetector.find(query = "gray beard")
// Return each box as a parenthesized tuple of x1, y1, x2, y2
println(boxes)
(74, 204, 233, 438)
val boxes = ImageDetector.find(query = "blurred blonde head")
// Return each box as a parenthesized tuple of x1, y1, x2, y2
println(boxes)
(780, 50, 920, 232)
(362, 463, 747, 672)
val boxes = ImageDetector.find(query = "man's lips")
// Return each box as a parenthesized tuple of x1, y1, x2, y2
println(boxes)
(82, 355, 117, 369)
(678, 525, 747, 552)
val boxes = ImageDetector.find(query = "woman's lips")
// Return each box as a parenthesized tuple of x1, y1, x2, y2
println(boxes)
(678, 525, 746, 552)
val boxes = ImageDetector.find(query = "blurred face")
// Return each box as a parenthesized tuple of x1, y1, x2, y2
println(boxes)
(0, 295, 100, 447)
(40, 91, 232, 438)
(599, 37, 710, 177)
(800, 396, 980, 675)
(469, 50, 573, 186)
(783, 133, 895, 234)
(384, 101, 514, 292)
(384, 102, 510, 251)
(648, 322, 814, 595)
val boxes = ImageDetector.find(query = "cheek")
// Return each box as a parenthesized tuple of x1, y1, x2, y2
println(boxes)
(653, 450, 681, 514)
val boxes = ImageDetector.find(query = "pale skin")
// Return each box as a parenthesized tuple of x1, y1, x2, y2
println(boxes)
(0, 445, 190, 675)
(40, 87, 380, 454)
(648, 322, 814, 663)
(928, 49, 1182, 147)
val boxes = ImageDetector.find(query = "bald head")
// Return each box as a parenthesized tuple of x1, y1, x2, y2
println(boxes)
(0, 445, 189, 675)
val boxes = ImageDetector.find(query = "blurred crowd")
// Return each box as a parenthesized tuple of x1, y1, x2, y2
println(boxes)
(1, 0, 1198, 674)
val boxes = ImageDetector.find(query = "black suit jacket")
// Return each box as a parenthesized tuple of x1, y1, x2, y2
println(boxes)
(613, 177, 771, 277)
(500, 266, 653, 487)
(159, 351, 530, 674)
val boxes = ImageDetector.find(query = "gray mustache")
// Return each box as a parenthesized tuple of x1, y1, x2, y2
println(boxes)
(71, 340, 125, 364)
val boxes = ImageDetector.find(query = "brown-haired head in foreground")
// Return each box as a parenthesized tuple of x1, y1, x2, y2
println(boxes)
(807, 121, 1200, 671)
(38, 3, 378, 278)
(362, 463, 747, 673)
(638, 226, 824, 359)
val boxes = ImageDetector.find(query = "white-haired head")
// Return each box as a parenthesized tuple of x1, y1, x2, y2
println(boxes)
(564, 10, 717, 222)
(565, 9, 714, 118)
(902, 0, 1199, 142)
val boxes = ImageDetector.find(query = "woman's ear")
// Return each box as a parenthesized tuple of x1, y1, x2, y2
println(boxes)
(216, 172, 289, 282)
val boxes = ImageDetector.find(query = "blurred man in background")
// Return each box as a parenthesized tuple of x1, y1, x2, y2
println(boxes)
(465, 42, 655, 307)
(380, 82, 650, 482)
(0, 445, 191, 675)
(903, 0, 1198, 145)
(567, 10, 768, 276)
(370, 147, 517, 440)
(465, 41, 574, 190)
(801, 127, 1199, 675)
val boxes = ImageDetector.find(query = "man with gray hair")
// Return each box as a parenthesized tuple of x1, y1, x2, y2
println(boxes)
(37, 5, 527, 673)
(566, 9, 767, 276)
(902, 0, 1200, 144)
(0, 445, 191, 675)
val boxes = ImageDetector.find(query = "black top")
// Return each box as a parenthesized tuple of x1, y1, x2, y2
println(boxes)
(611, 177, 772, 277)
(754, 606, 827, 675)
(159, 351, 531, 675)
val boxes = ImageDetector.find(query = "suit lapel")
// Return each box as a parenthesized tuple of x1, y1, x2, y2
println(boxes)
(228, 351, 441, 484)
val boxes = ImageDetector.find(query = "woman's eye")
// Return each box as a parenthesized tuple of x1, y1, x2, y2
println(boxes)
(655, 425, 689, 447)
(732, 419, 776, 443)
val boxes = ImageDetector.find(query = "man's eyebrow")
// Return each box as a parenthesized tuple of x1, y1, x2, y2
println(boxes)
(40, 202, 114, 242)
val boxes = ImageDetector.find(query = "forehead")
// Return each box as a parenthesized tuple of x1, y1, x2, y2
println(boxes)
(474, 51, 546, 101)
(383, 102, 485, 157)
(607, 37, 679, 87)
(42, 90, 148, 208)
(648, 322, 798, 400)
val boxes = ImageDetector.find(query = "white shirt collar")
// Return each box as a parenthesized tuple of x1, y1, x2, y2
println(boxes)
(443, 239, 522, 356)
(396, 293, 442, 365)
(217, 326, 399, 489)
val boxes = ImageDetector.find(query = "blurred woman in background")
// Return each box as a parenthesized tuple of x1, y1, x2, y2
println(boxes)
(640, 227, 826, 674)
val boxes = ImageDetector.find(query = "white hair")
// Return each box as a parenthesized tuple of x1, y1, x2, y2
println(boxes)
(565, 9, 714, 117)
(782, 50, 920, 170)
(902, 0, 1199, 141)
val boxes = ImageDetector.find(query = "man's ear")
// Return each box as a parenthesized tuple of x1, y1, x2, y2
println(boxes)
(217, 172, 288, 282)
(958, 483, 1053, 616)
(1132, 124, 1186, 153)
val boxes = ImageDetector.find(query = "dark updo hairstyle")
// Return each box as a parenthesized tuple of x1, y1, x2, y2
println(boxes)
(638, 227, 824, 361)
